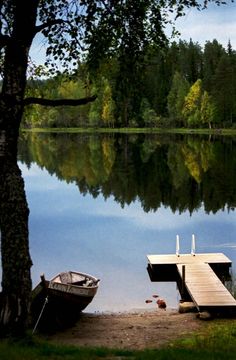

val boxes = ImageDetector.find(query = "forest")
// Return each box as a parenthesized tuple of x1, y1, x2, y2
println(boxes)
(23, 39, 236, 129)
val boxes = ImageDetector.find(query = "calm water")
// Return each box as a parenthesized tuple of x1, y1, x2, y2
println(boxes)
(17, 133, 236, 312)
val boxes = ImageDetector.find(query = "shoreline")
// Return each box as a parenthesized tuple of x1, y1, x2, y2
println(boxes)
(45, 309, 203, 350)
(81, 306, 179, 317)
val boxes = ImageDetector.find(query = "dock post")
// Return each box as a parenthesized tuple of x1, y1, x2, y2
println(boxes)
(181, 265, 186, 297)
(176, 235, 180, 257)
(191, 234, 196, 256)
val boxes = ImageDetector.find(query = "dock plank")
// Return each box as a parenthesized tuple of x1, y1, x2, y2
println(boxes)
(147, 252, 236, 310)
(147, 253, 232, 266)
(177, 263, 236, 308)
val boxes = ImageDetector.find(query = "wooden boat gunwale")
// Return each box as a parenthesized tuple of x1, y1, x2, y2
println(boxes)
(47, 270, 100, 298)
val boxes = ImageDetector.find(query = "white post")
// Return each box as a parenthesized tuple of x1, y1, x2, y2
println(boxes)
(191, 234, 196, 256)
(176, 234, 180, 257)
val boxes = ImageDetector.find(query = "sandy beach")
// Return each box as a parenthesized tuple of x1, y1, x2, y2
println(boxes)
(45, 309, 204, 350)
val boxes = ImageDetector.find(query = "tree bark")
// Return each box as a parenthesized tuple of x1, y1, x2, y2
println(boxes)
(0, 147, 32, 336)
(0, 0, 39, 335)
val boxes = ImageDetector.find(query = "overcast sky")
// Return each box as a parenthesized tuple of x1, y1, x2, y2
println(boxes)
(30, 2, 236, 66)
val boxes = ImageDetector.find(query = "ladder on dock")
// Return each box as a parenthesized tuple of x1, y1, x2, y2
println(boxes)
(147, 235, 236, 312)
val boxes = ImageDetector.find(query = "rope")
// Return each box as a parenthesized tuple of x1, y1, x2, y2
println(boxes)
(32, 296, 48, 334)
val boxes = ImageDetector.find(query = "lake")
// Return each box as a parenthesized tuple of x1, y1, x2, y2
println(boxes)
(17, 132, 236, 312)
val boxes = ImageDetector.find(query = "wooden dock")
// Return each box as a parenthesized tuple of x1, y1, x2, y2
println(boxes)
(147, 253, 232, 266)
(147, 253, 236, 312)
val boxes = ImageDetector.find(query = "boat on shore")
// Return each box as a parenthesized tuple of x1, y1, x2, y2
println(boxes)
(31, 271, 100, 331)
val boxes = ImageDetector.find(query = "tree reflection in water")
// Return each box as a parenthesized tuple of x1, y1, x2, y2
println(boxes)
(18, 132, 236, 215)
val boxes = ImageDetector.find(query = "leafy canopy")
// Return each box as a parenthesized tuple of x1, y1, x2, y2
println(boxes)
(0, 0, 231, 76)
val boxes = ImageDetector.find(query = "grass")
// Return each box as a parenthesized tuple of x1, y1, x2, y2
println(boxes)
(173, 319, 236, 359)
(1, 320, 236, 360)
(22, 127, 236, 136)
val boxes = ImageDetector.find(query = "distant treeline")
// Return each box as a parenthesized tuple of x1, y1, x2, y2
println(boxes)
(23, 39, 236, 129)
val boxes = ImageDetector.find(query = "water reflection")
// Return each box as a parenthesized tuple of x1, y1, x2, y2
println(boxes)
(18, 132, 236, 214)
(17, 133, 236, 312)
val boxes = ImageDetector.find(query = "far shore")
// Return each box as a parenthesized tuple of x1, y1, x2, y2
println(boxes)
(21, 127, 236, 136)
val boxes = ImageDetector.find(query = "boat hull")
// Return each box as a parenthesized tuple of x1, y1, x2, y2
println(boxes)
(31, 271, 99, 331)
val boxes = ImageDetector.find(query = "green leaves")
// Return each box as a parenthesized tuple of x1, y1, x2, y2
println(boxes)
(1, 0, 230, 78)
(34, 0, 223, 75)
(182, 79, 216, 128)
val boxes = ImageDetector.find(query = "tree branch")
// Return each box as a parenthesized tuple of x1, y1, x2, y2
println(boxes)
(100, 0, 114, 16)
(23, 95, 97, 106)
(34, 19, 65, 34)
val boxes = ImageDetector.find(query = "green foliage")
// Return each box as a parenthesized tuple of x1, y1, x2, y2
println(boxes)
(1, 0, 210, 77)
(143, 48, 171, 119)
(168, 71, 190, 125)
(23, 76, 91, 128)
(23, 39, 236, 129)
(182, 79, 216, 128)
(101, 79, 115, 127)
(202, 39, 225, 91)
(212, 52, 236, 125)
(182, 79, 202, 126)
(200, 91, 216, 128)
(88, 84, 102, 127)
(140, 98, 160, 127)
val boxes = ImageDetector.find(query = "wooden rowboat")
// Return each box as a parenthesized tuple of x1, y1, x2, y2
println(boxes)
(31, 271, 100, 331)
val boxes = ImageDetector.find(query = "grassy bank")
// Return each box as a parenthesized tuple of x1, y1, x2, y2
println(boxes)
(22, 127, 236, 136)
(1, 320, 236, 360)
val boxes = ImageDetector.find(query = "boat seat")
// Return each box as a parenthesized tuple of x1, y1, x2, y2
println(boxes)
(59, 272, 72, 284)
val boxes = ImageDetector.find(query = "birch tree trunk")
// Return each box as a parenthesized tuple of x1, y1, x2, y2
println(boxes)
(0, 149, 32, 336)
(0, 0, 38, 335)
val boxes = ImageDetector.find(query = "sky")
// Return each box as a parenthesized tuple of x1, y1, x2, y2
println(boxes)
(30, 2, 236, 66)
(175, 2, 236, 49)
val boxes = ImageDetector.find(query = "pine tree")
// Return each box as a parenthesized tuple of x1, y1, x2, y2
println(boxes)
(202, 40, 225, 92)
(213, 54, 236, 125)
